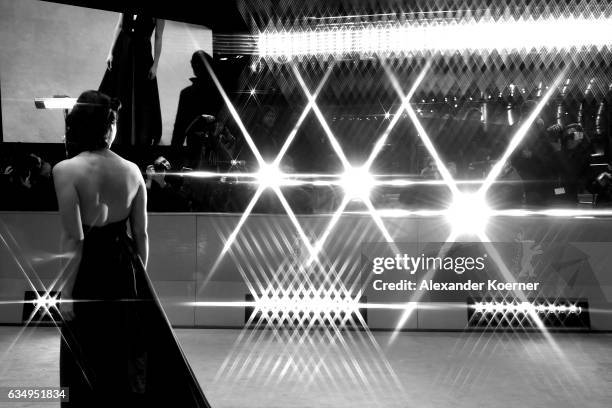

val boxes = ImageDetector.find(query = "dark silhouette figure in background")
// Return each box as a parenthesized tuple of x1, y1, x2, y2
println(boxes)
(0, 154, 37, 210)
(0, 153, 57, 211)
(250, 105, 281, 162)
(509, 101, 569, 207)
(99, 13, 165, 146)
(55, 90, 209, 407)
(171, 51, 224, 163)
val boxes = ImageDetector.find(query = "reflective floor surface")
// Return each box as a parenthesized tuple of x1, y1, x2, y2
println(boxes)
(1, 327, 611, 407)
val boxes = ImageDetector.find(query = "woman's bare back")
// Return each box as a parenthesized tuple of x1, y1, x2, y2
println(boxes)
(55, 150, 142, 227)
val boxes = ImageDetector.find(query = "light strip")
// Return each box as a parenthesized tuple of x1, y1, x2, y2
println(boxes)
(472, 301, 582, 315)
(165, 170, 490, 187)
(258, 16, 612, 57)
(34, 97, 76, 110)
(348, 208, 612, 218)
(254, 296, 361, 315)
(33, 294, 60, 310)
(190, 301, 464, 311)
(475, 235, 566, 355)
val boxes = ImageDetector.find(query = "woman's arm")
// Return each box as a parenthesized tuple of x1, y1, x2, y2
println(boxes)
(148, 19, 165, 79)
(53, 162, 84, 319)
(129, 164, 149, 268)
(106, 14, 123, 70)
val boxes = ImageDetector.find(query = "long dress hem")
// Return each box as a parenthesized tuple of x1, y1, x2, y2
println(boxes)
(59, 218, 210, 407)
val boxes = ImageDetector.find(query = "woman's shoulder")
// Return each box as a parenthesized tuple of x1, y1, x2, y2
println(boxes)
(98, 151, 142, 179)
(52, 157, 83, 188)
(118, 156, 142, 176)
(52, 157, 80, 175)
(114, 156, 144, 185)
(53, 152, 98, 172)
(54, 152, 139, 175)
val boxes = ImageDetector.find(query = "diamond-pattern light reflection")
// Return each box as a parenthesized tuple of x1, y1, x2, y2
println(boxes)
(183, 24, 602, 393)
(210, 216, 403, 399)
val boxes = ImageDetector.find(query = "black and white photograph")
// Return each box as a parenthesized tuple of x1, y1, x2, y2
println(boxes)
(0, 0, 611, 407)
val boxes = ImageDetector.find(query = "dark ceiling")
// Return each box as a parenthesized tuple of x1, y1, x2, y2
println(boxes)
(41, 0, 249, 33)
(41, 0, 595, 33)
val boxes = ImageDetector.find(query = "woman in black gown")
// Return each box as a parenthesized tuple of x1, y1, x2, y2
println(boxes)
(54, 90, 210, 407)
(99, 13, 164, 146)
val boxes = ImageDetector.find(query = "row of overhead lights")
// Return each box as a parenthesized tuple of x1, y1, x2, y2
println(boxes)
(258, 15, 612, 58)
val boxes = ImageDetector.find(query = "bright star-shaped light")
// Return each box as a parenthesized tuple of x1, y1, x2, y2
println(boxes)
(256, 163, 284, 188)
(341, 166, 375, 200)
(34, 294, 59, 309)
(446, 192, 491, 236)
(32, 293, 60, 318)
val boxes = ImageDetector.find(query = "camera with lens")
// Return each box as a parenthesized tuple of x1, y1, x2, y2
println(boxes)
(152, 156, 171, 173)
(546, 123, 586, 151)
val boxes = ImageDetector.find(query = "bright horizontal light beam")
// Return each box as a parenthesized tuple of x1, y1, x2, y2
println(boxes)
(190, 300, 469, 311)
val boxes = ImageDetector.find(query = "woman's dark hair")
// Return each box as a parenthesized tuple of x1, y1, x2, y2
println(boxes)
(64, 90, 121, 158)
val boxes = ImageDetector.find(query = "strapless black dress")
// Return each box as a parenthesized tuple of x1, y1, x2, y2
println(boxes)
(99, 13, 162, 146)
(59, 218, 210, 407)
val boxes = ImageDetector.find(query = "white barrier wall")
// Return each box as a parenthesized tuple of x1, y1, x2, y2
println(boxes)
(1, 212, 611, 330)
